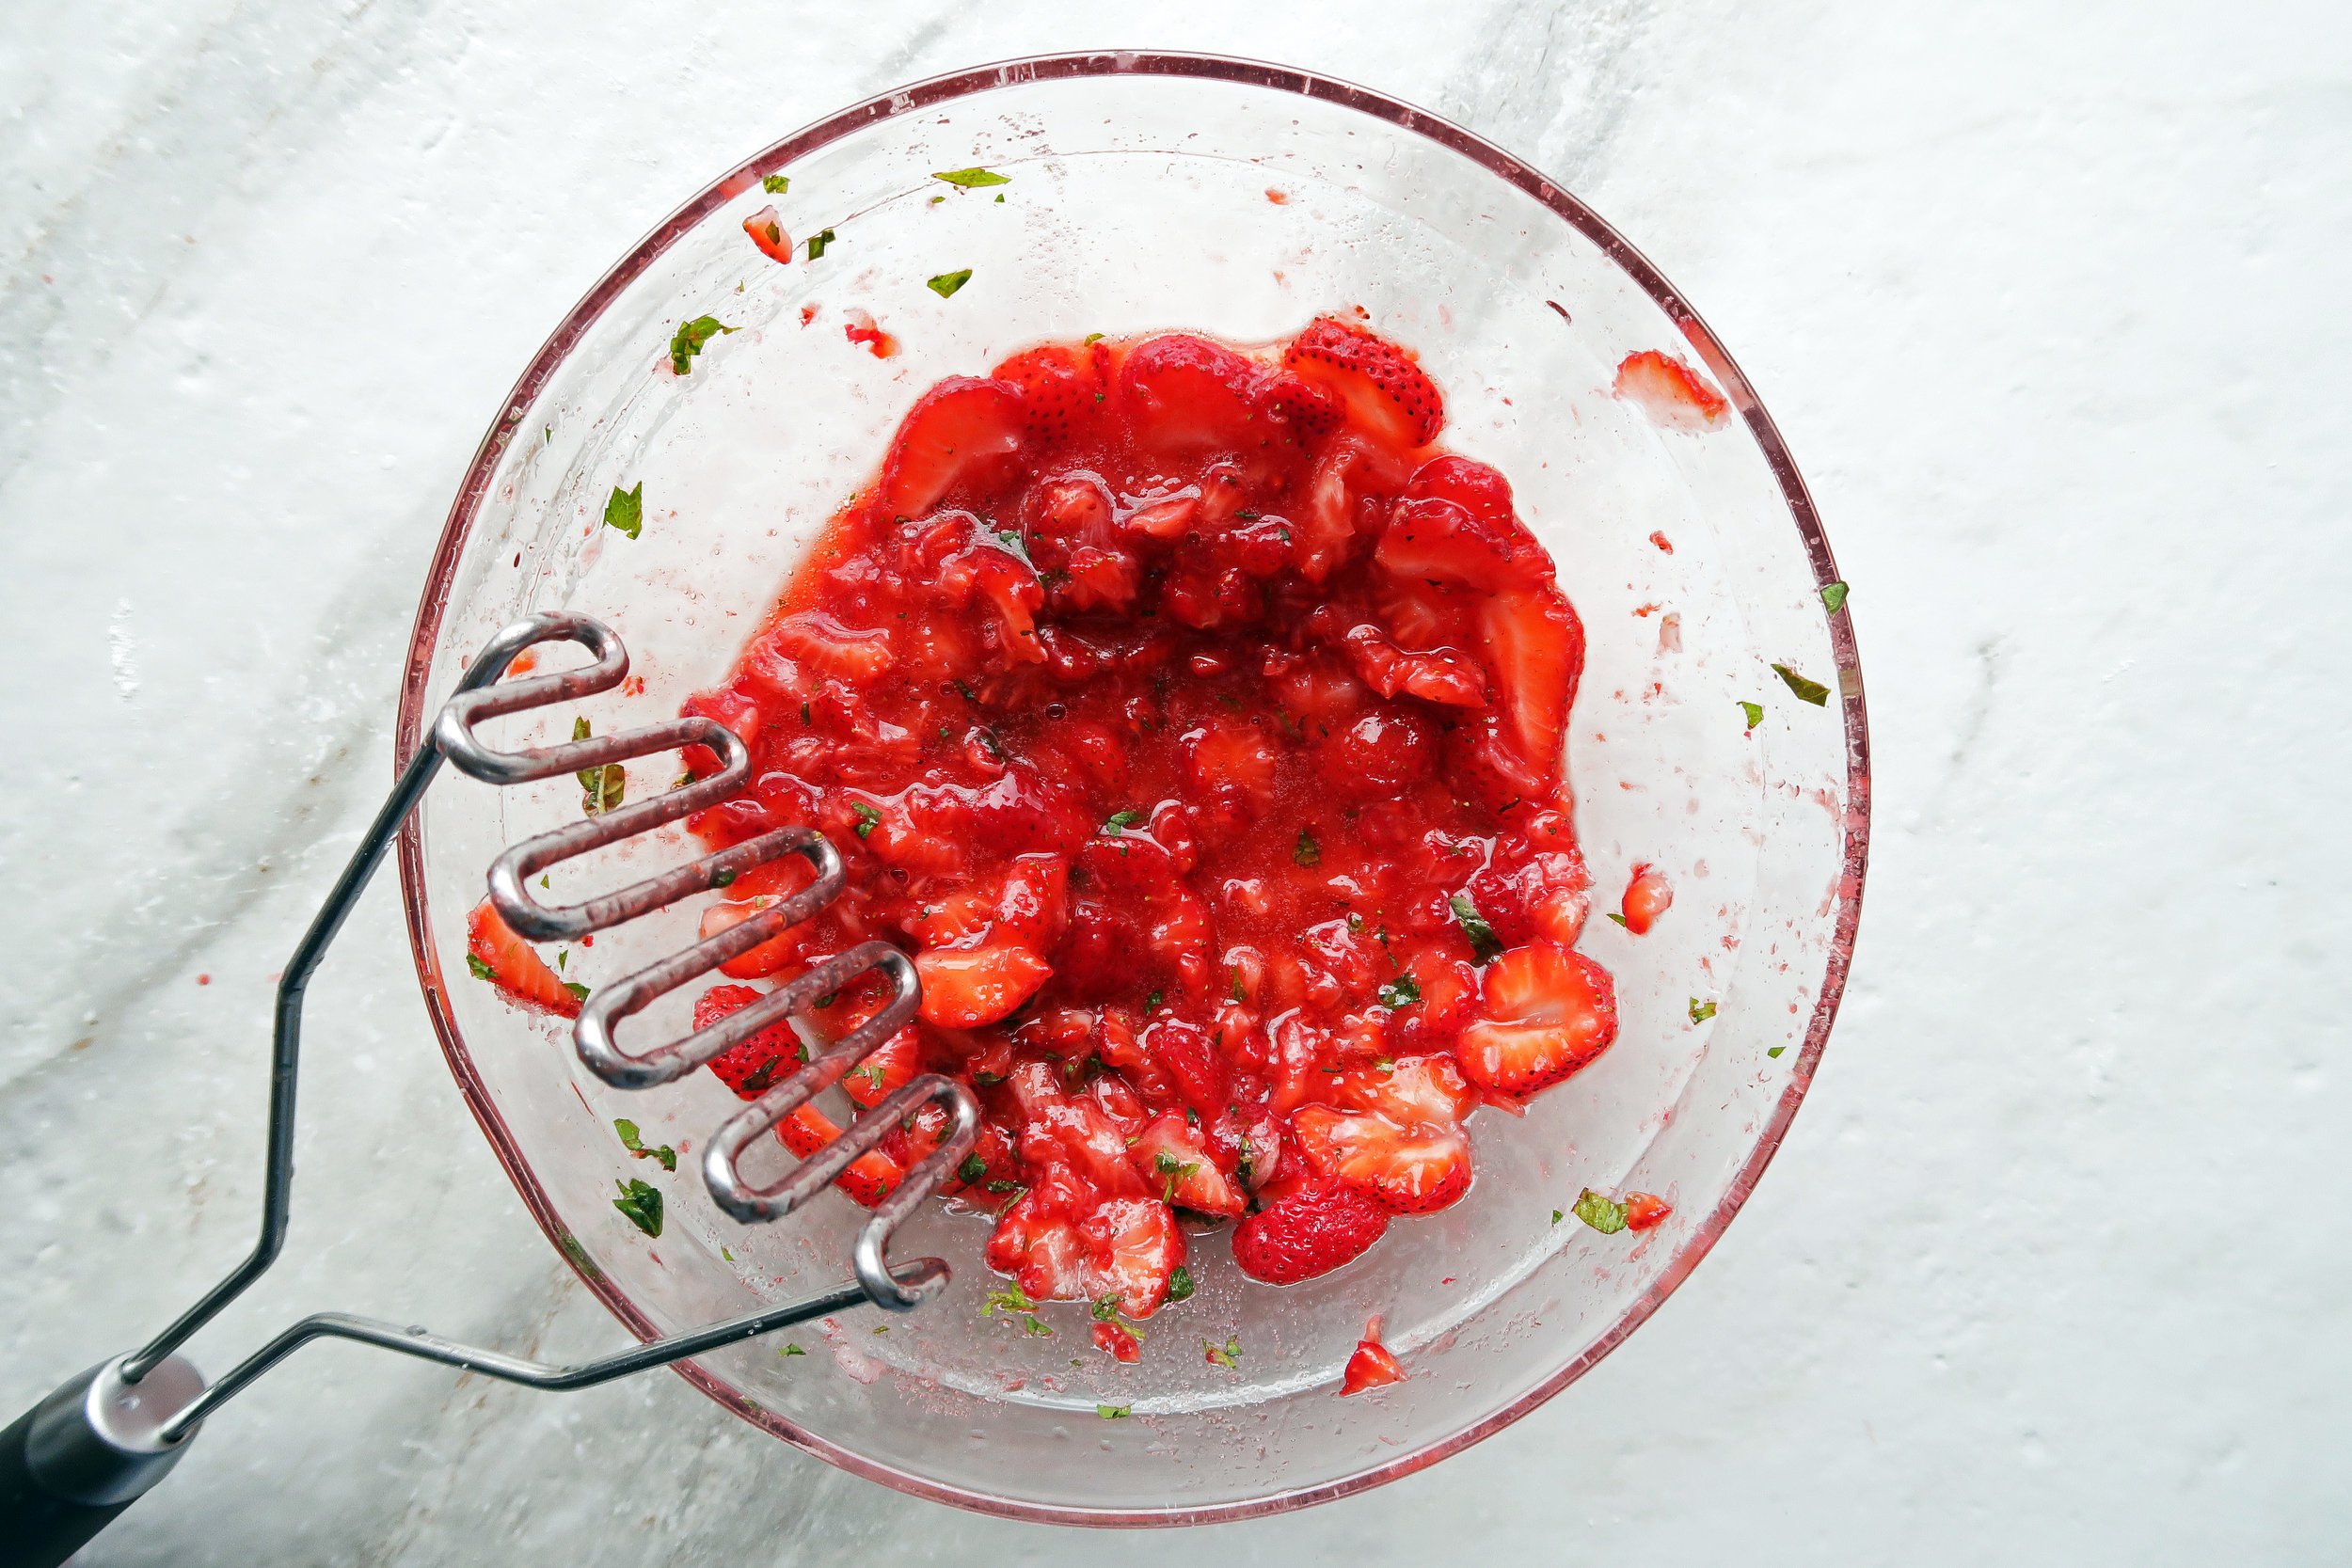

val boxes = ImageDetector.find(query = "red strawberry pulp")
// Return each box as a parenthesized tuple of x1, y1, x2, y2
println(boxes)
(667, 318, 1619, 1334)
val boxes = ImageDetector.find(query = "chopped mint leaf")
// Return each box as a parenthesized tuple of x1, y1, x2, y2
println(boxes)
(1231, 968, 1247, 1003)
(1605, 911, 1629, 927)
(813, 992, 838, 1010)
(992, 528, 1032, 564)
(1820, 580, 1849, 614)
(933, 166, 1010, 188)
(1103, 808, 1142, 833)
(1204, 1336, 1241, 1370)
(1740, 700, 1764, 730)
(738, 1056, 781, 1094)
(711, 868, 739, 892)
(847, 1063, 885, 1093)
(1689, 998, 1718, 1024)
(1377, 975, 1422, 1009)
(603, 482, 643, 539)
(951, 678, 977, 702)
(1096, 1403, 1130, 1419)
(804, 228, 834, 261)
(1768, 1045, 1788, 1058)
(668, 315, 738, 375)
(614, 1117, 675, 1172)
(466, 953, 496, 982)
(1294, 831, 1320, 867)
(780, 1342, 805, 1355)
(1551, 1209, 1565, 1225)
(984, 1179, 1021, 1193)
(1571, 1188, 1627, 1235)
(957, 1152, 988, 1184)
(1167, 1264, 1195, 1303)
(721, 1245, 734, 1261)
(612, 1178, 663, 1238)
(672, 772, 698, 791)
(1090, 1293, 1122, 1322)
(1772, 662, 1831, 706)
(762, 173, 790, 194)
(993, 193, 1004, 203)
(1347, 912, 1363, 933)
(564, 980, 591, 1005)
(1450, 893, 1502, 965)
(1144, 989, 1165, 1012)
(1083, 331, 1105, 344)
(851, 802, 882, 839)
(571, 718, 625, 816)
(927, 268, 974, 298)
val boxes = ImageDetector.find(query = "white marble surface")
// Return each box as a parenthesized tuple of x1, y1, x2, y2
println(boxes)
(3, 2, 2344, 1560)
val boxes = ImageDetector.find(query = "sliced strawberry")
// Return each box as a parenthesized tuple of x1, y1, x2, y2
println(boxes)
(741, 206, 791, 264)
(1146, 1020, 1230, 1117)
(1092, 1320, 1144, 1362)
(1375, 495, 1547, 594)
(986, 1188, 1089, 1301)
(699, 896, 803, 979)
(1118, 334, 1262, 454)
(1613, 348, 1730, 432)
(915, 944, 1053, 1027)
(992, 343, 1105, 448)
(1009, 1061, 1148, 1197)
(759, 610, 894, 681)
(1620, 864, 1673, 934)
(1253, 370, 1342, 448)
(1122, 492, 1200, 540)
(1340, 1316, 1406, 1395)
(1128, 1113, 1246, 1215)
(839, 1025, 920, 1109)
(878, 376, 1026, 518)
(1081, 1196, 1184, 1318)
(1315, 705, 1441, 803)
(1330, 1054, 1476, 1130)
(694, 983, 801, 1097)
(1291, 1104, 1471, 1214)
(1231, 1175, 1390, 1285)
(1454, 942, 1618, 1097)
(1340, 624, 1488, 709)
(466, 899, 580, 1019)
(1282, 317, 1443, 450)
(1183, 721, 1279, 820)
(1623, 1192, 1674, 1232)
(1479, 583, 1582, 789)
(1403, 453, 1514, 531)
(773, 1101, 905, 1208)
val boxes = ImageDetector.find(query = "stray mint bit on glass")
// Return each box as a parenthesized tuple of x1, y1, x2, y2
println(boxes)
(571, 718, 625, 816)
(1377, 975, 1422, 1009)
(1571, 1188, 1628, 1235)
(805, 227, 834, 260)
(957, 1152, 988, 1184)
(762, 173, 790, 194)
(871, 1324, 889, 1335)
(1768, 1044, 1788, 1059)
(602, 482, 643, 540)
(1551, 1209, 1565, 1225)
(564, 980, 591, 1005)
(1103, 808, 1142, 833)
(982, 1283, 1053, 1337)
(1771, 661, 1831, 706)
(933, 166, 1010, 188)
(1605, 911, 1629, 927)
(1204, 1336, 1242, 1370)
(1294, 831, 1321, 867)
(1090, 1293, 1122, 1322)
(466, 953, 496, 982)
(1449, 892, 1502, 964)
(1167, 1264, 1196, 1303)
(1096, 1403, 1130, 1420)
(667, 314, 737, 375)
(612, 1178, 663, 1238)
(927, 268, 974, 298)
(1820, 580, 1850, 614)
(1083, 331, 1105, 344)
(1740, 700, 1764, 730)
(1689, 998, 1718, 1024)
(780, 1342, 805, 1356)
(851, 802, 882, 839)
(613, 1117, 676, 1172)
(994, 193, 1005, 203)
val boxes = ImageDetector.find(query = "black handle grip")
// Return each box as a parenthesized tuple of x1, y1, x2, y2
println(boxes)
(0, 1358, 201, 1568)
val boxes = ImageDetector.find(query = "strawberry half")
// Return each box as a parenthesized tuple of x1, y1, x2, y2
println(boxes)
(1339, 1315, 1406, 1396)
(992, 343, 1107, 448)
(1081, 1195, 1185, 1318)
(1455, 941, 1618, 1097)
(1478, 583, 1582, 790)
(693, 983, 801, 1097)
(1129, 1112, 1246, 1216)
(1620, 864, 1673, 934)
(1375, 495, 1548, 594)
(1282, 317, 1443, 450)
(1118, 334, 1262, 454)
(1231, 1175, 1390, 1285)
(878, 376, 1026, 518)
(1291, 1104, 1472, 1214)
(1612, 348, 1730, 432)
(774, 1102, 905, 1208)
(466, 899, 580, 1019)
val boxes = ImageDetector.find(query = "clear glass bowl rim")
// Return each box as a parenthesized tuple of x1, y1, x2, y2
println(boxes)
(390, 49, 1872, 1526)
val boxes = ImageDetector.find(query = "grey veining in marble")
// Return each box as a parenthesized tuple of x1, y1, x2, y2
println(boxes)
(3, 0, 2346, 1561)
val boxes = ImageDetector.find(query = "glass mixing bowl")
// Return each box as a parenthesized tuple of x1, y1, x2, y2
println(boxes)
(393, 52, 1868, 1524)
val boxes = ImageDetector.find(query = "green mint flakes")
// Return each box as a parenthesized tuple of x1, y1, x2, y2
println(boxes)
(603, 482, 644, 540)
(668, 315, 737, 375)
(1551, 1209, 1565, 1225)
(1377, 975, 1422, 1009)
(1205, 1337, 1241, 1370)
(851, 802, 882, 839)
(1295, 831, 1321, 867)
(1103, 809, 1142, 833)
(1689, 998, 1718, 1024)
(1144, 989, 1165, 1012)
(957, 1152, 988, 1184)
(1571, 1188, 1628, 1235)
(571, 717, 624, 816)
(1605, 911, 1629, 927)
(564, 980, 592, 1005)
(612, 1178, 663, 1238)
(466, 953, 496, 982)
(780, 1342, 805, 1356)
(614, 1117, 675, 1171)
(1768, 1045, 1788, 1059)
(927, 268, 973, 299)
(1096, 1403, 1131, 1419)
(805, 228, 834, 261)
(1820, 580, 1849, 614)
(1090, 1293, 1122, 1323)
(1740, 700, 1764, 730)
(1083, 331, 1105, 344)
(933, 166, 1010, 188)
(1450, 892, 1502, 965)
(993, 528, 1032, 564)
(762, 174, 790, 195)
(1167, 1264, 1196, 1303)
(1772, 662, 1831, 706)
